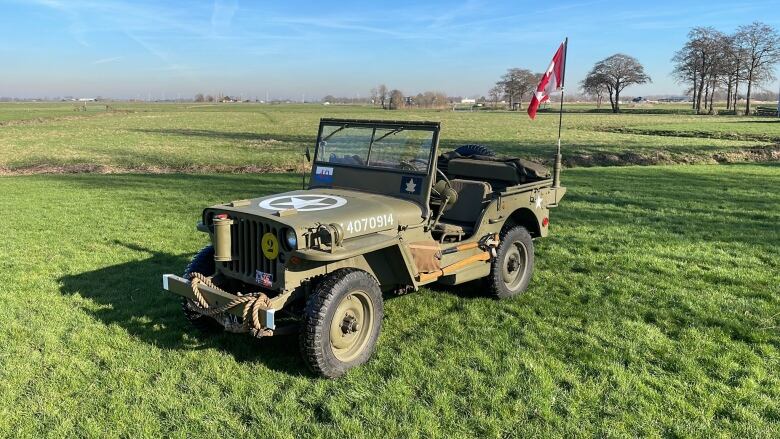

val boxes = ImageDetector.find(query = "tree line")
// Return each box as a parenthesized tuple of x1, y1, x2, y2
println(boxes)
(369, 85, 451, 109)
(493, 21, 779, 115)
(193, 93, 246, 103)
(672, 21, 780, 115)
(490, 55, 651, 114)
(489, 69, 542, 110)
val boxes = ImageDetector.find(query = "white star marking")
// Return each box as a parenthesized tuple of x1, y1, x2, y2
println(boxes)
(405, 179, 417, 193)
(535, 196, 544, 209)
(275, 196, 332, 209)
(258, 195, 347, 212)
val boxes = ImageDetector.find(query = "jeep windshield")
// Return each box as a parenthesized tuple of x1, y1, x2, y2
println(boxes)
(315, 122, 435, 173)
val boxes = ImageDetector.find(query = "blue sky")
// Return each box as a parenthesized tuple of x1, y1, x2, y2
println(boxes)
(1, 0, 779, 99)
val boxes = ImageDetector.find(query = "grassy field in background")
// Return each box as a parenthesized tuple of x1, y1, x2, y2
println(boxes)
(1, 102, 779, 173)
(1, 164, 778, 437)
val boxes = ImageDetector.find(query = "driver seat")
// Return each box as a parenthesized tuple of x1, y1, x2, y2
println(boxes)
(433, 179, 492, 240)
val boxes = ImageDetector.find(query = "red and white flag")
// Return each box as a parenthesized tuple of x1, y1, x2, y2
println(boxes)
(527, 42, 567, 120)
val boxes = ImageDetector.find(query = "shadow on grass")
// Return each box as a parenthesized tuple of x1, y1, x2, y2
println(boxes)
(58, 242, 308, 377)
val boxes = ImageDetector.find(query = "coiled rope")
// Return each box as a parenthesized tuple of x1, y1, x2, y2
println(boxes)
(187, 272, 272, 337)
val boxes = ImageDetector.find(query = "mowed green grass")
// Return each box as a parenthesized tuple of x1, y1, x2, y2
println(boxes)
(1, 102, 778, 172)
(1, 164, 778, 437)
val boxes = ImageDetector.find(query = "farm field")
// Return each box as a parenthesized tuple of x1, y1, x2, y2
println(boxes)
(1, 164, 779, 437)
(1, 102, 779, 174)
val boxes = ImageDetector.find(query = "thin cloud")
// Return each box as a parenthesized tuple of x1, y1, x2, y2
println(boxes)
(92, 56, 123, 65)
(211, 0, 238, 35)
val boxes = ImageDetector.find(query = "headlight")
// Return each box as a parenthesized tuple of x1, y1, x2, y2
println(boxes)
(317, 225, 332, 245)
(284, 229, 297, 249)
(317, 223, 343, 247)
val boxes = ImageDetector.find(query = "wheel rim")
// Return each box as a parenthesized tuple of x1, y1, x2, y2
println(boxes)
(329, 290, 374, 362)
(501, 240, 528, 291)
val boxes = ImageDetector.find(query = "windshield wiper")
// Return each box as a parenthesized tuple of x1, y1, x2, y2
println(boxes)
(373, 127, 404, 143)
(322, 124, 348, 141)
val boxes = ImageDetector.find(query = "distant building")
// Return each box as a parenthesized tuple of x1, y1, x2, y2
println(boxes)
(461, 98, 476, 104)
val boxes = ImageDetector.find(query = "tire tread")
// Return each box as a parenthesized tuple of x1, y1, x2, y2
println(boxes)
(299, 268, 383, 378)
(489, 226, 535, 299)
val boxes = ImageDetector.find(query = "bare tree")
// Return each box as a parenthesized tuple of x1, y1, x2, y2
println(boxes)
(377, 84, 388, 109)
(580, 73, 608, 109)
(369, 87, 379, 106)
(671, 44, 699, 110)
(488, 85, 503, 108)
(412, 91, 448, 108)
(194, 93, 205, 102)
(205, 95, 215, 102)
(671, 27, 725, 114)
(718, 34, 748, 112)
(497, 68, 538, 110)
(388, 89, 405, 110)
(586, 54, 651, 113)
(735, 22, 780, 114)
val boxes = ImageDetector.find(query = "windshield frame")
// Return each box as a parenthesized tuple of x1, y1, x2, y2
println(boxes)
(313, 119, 439, 176)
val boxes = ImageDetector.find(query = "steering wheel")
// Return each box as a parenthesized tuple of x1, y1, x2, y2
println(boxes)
(430, 168, 452, 204)
(397, 160, 417, 171)
(398, 158, 428, 171)
(435, 168, 451, 187)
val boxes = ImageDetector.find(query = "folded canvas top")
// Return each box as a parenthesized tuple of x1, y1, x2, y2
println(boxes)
(439, 152, 550, 185)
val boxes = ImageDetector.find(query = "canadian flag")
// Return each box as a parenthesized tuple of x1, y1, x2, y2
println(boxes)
(527, 42, 567, 120)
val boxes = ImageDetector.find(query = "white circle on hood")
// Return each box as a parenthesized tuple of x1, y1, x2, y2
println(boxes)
(259, 194, 347, 212)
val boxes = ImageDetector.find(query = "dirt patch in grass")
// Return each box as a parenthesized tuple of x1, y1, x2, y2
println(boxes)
(563, 145, 780, 167)
(598, 126, 780, 143)
(0, 162, 307, 176)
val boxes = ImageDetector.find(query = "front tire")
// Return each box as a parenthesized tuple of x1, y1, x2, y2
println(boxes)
(489, 226, 535, 299)
(181, 245, 223, 333)
(300, 269, 384, 378)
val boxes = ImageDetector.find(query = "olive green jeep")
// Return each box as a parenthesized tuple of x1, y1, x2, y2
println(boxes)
(163, 118, 565, 378)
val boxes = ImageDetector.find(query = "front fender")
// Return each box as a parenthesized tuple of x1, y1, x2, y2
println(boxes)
(286, 233, 418, 292)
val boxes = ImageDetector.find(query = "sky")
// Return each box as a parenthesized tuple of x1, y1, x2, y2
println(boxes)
(1, 0, 779, 100)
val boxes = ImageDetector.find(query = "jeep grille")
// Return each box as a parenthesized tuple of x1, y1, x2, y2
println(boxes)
(216, 213, 280, 288)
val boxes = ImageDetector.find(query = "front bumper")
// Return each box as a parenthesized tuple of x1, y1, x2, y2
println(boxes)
(162, 274, 276, 330)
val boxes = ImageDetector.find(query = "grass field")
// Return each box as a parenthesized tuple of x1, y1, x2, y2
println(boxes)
(1, 102, 778, 174)
(1, 164, 778, 437)
(1, 103, 779, 437)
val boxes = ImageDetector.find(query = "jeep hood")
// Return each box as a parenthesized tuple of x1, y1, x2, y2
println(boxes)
(207, 188, 425, 238)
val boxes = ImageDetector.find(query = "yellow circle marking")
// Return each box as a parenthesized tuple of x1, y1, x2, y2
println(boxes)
(261, 232, 279, 260)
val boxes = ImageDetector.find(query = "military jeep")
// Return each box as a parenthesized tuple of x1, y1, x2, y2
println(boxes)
(163, 118, 566, 378)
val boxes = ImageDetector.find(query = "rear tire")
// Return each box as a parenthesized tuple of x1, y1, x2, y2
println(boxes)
(300, 269, 383, 378)
(181, 245, 223, 333)
(489, 226, 535, 299)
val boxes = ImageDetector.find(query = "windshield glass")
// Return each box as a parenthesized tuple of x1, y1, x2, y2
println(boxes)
(316, 124, 434, 173)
